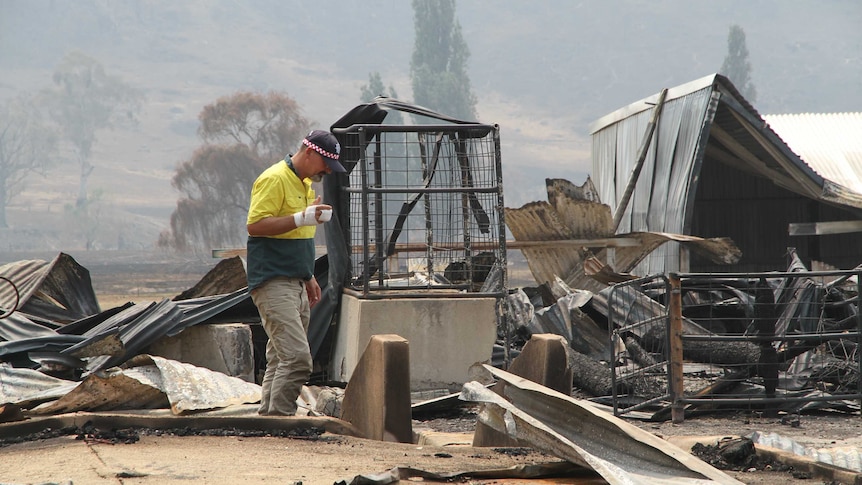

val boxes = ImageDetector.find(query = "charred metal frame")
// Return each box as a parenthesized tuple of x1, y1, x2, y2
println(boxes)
(333, 123, 507, 300)
(608, 274, 673, 417)
(609, 268, 862, 420)
(676, 269, 862, 414)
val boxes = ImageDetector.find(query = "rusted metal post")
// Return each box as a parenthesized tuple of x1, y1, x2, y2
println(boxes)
(668, 272, 685, 424)
(612, 88, 668, 232)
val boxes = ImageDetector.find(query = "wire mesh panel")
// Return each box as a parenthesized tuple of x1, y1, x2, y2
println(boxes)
(677, 269, 862, 416)
(336, 124, 506, 298)
(608, 274, 673, 416)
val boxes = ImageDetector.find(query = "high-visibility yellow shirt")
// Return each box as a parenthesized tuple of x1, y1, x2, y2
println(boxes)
(246, 159, 316, 289)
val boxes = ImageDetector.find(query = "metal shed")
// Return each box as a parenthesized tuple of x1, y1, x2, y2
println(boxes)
(590, 73, 862, 274)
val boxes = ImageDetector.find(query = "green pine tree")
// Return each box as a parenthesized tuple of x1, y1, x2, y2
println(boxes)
(720, 24, 758, 102)
(410, 0, 477, 121)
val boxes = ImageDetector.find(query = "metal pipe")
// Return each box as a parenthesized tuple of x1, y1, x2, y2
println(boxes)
(612, 88, 668, 232)
(669, 272, 684, 424)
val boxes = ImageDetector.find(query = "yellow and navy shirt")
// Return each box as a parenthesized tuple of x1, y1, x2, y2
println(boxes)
(246, 159, 316, 290)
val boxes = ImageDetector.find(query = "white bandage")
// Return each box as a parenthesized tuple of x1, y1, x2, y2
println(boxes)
(293, 206, 322, 227)
(318, 209, 332, 222)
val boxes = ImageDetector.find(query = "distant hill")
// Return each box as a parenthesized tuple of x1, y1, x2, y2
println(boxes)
(1, 0, 859, 251)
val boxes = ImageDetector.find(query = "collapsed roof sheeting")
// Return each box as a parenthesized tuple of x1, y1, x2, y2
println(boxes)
(7, 354, 261, 416)
(0, 253, 101, 323)
(173, 256, 248, 301)
(506, 178, 741, 290)
(462, 367, 744, 484)
(0, 366, 79, 408)
(77, 299, 184, 374)
(172, 288, 256, 331)
(0, 253, 292, 419)
(0, 312, 58, 341)
(0, 253, 258, 375)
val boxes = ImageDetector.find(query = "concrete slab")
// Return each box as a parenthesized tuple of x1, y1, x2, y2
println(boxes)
(330, 294, 497, 390)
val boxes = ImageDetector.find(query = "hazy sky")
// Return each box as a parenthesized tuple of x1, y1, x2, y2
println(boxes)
(1, 0, 860, 247)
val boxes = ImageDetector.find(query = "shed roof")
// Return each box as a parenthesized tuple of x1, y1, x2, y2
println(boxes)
(763, 112, 862, 195)
(590, 73, 862, 226)
(589, 73, 862, 275)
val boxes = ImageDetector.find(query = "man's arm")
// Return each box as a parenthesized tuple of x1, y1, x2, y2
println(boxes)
(306, 276, 322, 308)
(247, 196, 331, 236)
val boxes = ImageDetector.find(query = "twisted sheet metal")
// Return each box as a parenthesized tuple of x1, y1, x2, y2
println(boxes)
(462, 366, 744, 484)
(0, 253, 100, 323)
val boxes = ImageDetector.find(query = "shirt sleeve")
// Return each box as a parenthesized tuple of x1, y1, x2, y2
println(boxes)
(247, 173, 285, 226)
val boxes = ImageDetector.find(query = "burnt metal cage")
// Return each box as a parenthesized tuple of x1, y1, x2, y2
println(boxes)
(333, 123, 507, 298)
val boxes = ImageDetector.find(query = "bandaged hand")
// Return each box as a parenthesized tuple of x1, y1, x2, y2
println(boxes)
(293, 205, 332, 227)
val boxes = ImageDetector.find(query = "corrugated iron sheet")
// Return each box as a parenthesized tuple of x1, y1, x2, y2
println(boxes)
(0, 253, 101, 323)
(506, 200, 602, 291)
(590, 77, 719, 275)
(506, 178, 741, 289)
(173, 256, 248, 301)
(0, 366, 79, 407)
(462, 368, 744, 484)
(25, 354, 261, 416)
(764, 112, 862, 195)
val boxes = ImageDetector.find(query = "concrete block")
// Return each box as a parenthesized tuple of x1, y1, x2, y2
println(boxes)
(340, 334, 412, 443)
(147, 323, 255, 382)
(473, 334, 572, 447)
(330, 294, 497, 391)
(507, 334, 573, 395)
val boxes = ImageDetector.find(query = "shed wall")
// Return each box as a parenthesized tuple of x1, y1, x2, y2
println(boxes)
(592, 86, 714, 274)
(692, 159, 862, 272)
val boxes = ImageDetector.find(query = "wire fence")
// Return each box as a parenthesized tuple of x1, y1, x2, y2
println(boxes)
(609, 269, 862, 421)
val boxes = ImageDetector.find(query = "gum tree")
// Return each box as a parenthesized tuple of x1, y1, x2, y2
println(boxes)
(159, 91, 313, 252)
(0, 95, 57, 228)
(42, 51, 142, 208)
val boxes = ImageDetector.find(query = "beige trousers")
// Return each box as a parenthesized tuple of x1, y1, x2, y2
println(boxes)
(251, 277, 312, 416)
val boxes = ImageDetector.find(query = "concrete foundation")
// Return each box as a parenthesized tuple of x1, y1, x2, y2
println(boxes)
(147, 323, 255, 382)
(330, 294, 498, 391)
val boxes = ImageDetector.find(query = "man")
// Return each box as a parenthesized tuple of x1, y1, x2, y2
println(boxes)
(246, 129, 346, 416)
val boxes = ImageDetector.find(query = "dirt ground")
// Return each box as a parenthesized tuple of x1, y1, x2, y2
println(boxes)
(1, 407, 859, 484)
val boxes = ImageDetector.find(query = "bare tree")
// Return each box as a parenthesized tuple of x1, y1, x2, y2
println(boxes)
(42, 51, 142, 208)
(0, 95, 58, 228)
(159, 91, 313, 252)
(62, 188, 106, 250)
